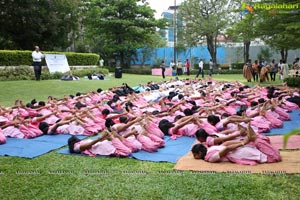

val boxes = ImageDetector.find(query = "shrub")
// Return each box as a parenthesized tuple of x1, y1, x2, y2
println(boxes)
(71, 67, 109, 77)
(0, 66, 109, 81)
(285, 77, 300, 87)
(0, 50, 99, 66)
(231, 63, 244, 69)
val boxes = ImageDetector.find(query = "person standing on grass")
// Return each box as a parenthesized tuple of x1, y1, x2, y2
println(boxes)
(160, 60, 167, 79)
(185, 59, 190, 76)
(196, 59, 204, 78)
(269, 59, 277, 81)
(209, 59, 214, 77)
(177, 60, 183, 76)
(32, 46, 45, 81)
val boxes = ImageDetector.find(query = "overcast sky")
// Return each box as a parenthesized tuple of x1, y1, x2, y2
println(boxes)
(146, 0, 185, 18)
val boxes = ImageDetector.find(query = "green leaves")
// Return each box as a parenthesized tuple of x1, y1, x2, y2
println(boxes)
(0, 0, 81, 50)
(283, 129, 300, 149)
(84, 0, 166, 67)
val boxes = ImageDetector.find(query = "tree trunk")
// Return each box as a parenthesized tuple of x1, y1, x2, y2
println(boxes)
(280, 48, 289, 62)
(206, 35, 217, 64)
(244, 40, 251, 63)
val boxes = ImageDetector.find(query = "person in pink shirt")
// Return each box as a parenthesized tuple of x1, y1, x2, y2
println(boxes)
(0, 129, 6, 144)
(192, 125, 281, 165)
(68, 131, 131, 157)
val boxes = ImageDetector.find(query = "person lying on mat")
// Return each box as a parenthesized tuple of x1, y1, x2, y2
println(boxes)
(0, 128, 6, 144)
(68, 130, 133, 157)
(191, 124, 281, 165)
(195, 126, 248, 147)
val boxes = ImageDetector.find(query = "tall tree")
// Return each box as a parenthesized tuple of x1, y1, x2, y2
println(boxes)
(179, 0, 236, 64)
(227, 14, 257, 63)
(0, 0, 80, 50)
(254, 3, 300, 61)
(84, 0, 166, 67)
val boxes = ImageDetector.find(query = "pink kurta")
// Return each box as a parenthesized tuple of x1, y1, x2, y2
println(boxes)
(205, 145, 268, 165)
(0, 129, 6, 144)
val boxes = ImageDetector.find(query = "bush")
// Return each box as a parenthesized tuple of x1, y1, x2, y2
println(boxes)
(0, 66, 34, 81)
(231, 63, 244, 69)
(103, 66, 151, 75)
(122, 68, 151, 75)
(284, 77, 300, 87)
(190, 69, 242, 75)
(71, 67, 109, 77)
(0, 66, 109, 81)
(0, 50, 99, 66)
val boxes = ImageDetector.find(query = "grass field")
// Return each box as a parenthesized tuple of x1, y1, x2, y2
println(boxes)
(1, 74, 299, 200)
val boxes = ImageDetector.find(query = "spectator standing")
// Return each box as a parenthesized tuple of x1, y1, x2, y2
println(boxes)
(32, 46, 45, 81)
(196, 59, 204, 78)
(185, 59, 190, 76)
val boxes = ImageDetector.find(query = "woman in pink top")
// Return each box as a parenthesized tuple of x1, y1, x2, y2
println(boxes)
(192, 125, 280, 165)
(195, 127, 246, 147)
(68, 131, 131, 157)
(0, 129, 6, 144)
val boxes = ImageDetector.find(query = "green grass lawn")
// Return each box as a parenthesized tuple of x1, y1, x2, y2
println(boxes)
(1, 74, 298, 200)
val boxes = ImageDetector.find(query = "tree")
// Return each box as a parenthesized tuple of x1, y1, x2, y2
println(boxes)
(84, 0, 166, 67)
(255, 11, 300, 61)
(227, 14, 257, 63)
(178, 0, 237, 64)
(0, 0, 80, 50)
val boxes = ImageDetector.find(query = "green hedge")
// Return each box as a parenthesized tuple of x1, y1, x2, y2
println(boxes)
(104, 66, 243, 75)
(0, 50, 99, 66)
(190, 69, 243, 75)
(0, 66, 109, 81)
(231, 63, 244, 69)
(284, 77, 300, 87)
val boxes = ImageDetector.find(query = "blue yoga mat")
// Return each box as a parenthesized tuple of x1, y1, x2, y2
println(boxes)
(0, 134, 86, 158)
(263, 110, 300, 136)
(57, 136, 196, 163)
(131, 136, 195, 163)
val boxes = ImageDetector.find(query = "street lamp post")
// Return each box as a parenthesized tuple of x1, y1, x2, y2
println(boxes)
(173, 0, 177, 66)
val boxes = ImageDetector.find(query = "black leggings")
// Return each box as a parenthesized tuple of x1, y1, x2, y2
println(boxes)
(33, 62, 42, 80)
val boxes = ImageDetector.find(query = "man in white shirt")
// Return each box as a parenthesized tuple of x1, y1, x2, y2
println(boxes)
(196, 59, 204, 78)
(32, 46, 44, 80)
(209, 59, 214, 77)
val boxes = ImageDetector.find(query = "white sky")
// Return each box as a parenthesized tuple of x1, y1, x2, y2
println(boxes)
(146, 0, 185, 18)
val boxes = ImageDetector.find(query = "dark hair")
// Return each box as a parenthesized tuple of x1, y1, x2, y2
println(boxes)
(178, 94, 184, 100)
(186, 100, 196, 106)
(119, 116, 128, 123)
(158, 119, 174, 135)
(183, 108, 193, 116)
(31, 99, 37, 105)
(39, 122, 49, 135)
(191, 144, 207, 159)
(207, 115, 220, 126)
(26, 103, 33, 108)
(76, 92, 82, 97)
(105, 118, 115, 129)
(250, 101, 258, 107)
(221, 113, 231, 119)
(152, 110, 160, 115)
(191, 105, 200, 112)
(102, 109, 110, 116)
(97, 88, 103, 93)
(68, 135, 81, 153)
(174, 115, 184, 122)
(258, 98, 265, 104)
(240, 105, 248, 112)
(195, 129, 209, 141)
(38, 101, 46, 106)
(75, 102, 86, 110)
